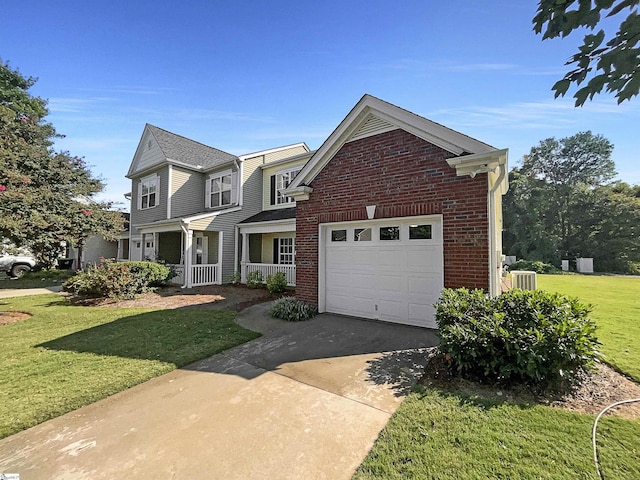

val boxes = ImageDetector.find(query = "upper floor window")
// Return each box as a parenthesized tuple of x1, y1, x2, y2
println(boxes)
(206, 170, 238, 209)
(138, 175, 159, 210)
(271, 168, 301, 205)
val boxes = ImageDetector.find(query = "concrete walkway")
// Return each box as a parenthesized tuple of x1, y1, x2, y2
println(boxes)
(0, 302, 438, 479)
(0, 285, 62, 299)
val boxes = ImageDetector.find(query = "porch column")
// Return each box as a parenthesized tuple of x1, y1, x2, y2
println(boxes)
(240, 231, 249, 283)
(183, 227, 193, 288)
(217, 230, 223, 285)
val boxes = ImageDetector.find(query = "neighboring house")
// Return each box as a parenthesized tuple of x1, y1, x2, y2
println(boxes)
(126, 124, 309, 287)
(66, 213, 131, 269)
(126, 95, 508, 328)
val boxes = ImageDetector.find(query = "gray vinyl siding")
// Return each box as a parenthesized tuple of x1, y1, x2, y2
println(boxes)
(242, 156, 263, 215)
(134, 131, 166, 173)
(130, 166, 169, 227)
(205, 231, 218, 263)
(263, 145, 308, 163)
(207, 155, 265, 282)
(170, 167, 204, 218)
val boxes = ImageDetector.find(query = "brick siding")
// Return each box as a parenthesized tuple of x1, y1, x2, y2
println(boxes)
(295, 128, 489, 305)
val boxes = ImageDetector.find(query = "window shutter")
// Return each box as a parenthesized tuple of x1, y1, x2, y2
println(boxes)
(273, 238, 279, 264)
(231, 170, 239, 205)
(205, 177, 211, 208)
(137, 181, 142, 210)
(270, 175, 276, 205)
(154, 175, 160, 208)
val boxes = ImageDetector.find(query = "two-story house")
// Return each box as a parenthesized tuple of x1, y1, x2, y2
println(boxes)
(126, 124, 308, 288)
(125, 94, 509, 329)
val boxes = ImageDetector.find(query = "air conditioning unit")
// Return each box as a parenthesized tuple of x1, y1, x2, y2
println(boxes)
(510, 270, 537, 290)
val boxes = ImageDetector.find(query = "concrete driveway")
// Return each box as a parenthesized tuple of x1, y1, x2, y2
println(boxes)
(0, 302, 438, 479)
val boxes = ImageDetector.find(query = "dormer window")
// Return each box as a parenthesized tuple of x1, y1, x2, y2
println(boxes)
(271, 167, 301, 205)
(206, 169, 238, 209)
(138, 175, 159, 210)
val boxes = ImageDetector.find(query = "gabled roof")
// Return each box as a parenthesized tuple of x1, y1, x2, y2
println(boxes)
(127, 124, 238, 178)
(287, 94, 499, 191)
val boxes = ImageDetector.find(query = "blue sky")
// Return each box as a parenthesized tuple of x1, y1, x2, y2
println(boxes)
(3, 0, 639, 209)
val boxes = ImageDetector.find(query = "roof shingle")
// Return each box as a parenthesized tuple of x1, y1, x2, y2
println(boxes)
(146, 124, 238, 170)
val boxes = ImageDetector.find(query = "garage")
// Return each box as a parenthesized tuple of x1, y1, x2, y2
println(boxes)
(320, 216, 443, 328)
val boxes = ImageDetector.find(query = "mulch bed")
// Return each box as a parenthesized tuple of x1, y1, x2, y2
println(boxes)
(66, 284, 281, 312)
(0, 311, 32, 326)
(420, 352, 640, 419)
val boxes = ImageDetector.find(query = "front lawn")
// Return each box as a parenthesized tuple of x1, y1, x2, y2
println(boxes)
(0, 269, 76, 289)
(355, 388, 639, 479)
(538, 274, 640, 381)
(355, 274, 640, 480)
(0, 294, 260, 439)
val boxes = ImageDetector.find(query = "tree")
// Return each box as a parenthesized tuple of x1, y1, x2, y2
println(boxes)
(570, 182, 640, 271)
(517, 131, 615, 259)
(0, 61, 123, 267)
(520, 131, 616, 186)
(503, 132, 640, 273)
(533, 0, 640, 106)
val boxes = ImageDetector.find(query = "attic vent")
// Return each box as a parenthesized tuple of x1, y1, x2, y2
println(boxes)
(348, 114, 396, 142)
(147, 139, 152, 150)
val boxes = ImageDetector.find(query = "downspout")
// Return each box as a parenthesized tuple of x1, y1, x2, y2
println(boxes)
(488, 160, 507, 296)
(234, 224, 239, 278)
(234, 158, 243, 206)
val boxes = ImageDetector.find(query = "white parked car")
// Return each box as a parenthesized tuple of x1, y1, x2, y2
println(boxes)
(0, 253, 37, 278)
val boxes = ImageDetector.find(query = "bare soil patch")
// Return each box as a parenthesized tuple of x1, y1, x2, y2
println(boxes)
(421, 353, 640, 419)
(0, 311, 32, 326)
(68, 285, 280, 312)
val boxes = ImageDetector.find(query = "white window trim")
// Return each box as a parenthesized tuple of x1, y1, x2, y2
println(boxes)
(138, 174, 160, 210)
(276, 167, 302, 205)
(278, 237, 295, 265)
(206, 169, 238, 209)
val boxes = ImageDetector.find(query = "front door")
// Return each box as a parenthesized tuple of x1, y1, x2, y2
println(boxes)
(193, 234, 209, 265)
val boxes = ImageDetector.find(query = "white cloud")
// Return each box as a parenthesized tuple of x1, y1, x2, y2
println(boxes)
(427, 98, 639, 130)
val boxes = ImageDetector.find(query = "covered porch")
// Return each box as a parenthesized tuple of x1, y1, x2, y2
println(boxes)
(237, 208, 296, 287)
(133, 217, 223, 288)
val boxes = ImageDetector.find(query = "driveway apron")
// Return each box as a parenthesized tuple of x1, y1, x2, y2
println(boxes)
(0, 304, 438, 479)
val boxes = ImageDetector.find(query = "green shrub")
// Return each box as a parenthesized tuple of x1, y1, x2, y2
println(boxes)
(270, 297, 318, 322)
(508, 259, 559, 274)
(63, 260, 173, 300)
(229, 271, 242, 285)
(246, 270, 263, 289)
(435, 288, 600, 390)
(266, 272, 288, 294)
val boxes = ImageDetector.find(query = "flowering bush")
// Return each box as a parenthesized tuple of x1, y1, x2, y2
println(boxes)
(63, 260, 173, 300)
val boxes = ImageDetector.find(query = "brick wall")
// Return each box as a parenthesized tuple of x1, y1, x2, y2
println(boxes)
(295, 128, 489, 305)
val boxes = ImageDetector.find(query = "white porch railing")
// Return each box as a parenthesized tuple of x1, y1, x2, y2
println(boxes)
(245, 263, 296, 286)
(167, 263, 221, 287)
(192, 263, 221, 286)
(168, 264, 185, 285)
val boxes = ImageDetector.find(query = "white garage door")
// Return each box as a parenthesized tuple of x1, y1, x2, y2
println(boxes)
(321, 216, 443, 328)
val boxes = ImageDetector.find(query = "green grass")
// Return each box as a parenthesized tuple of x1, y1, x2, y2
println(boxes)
(0, 269, 76, 289)
(0, 294, 260, 439)
(538, 274, 640, 381)
(355, 275, 640, 479)
(355, 388, 640, 480)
